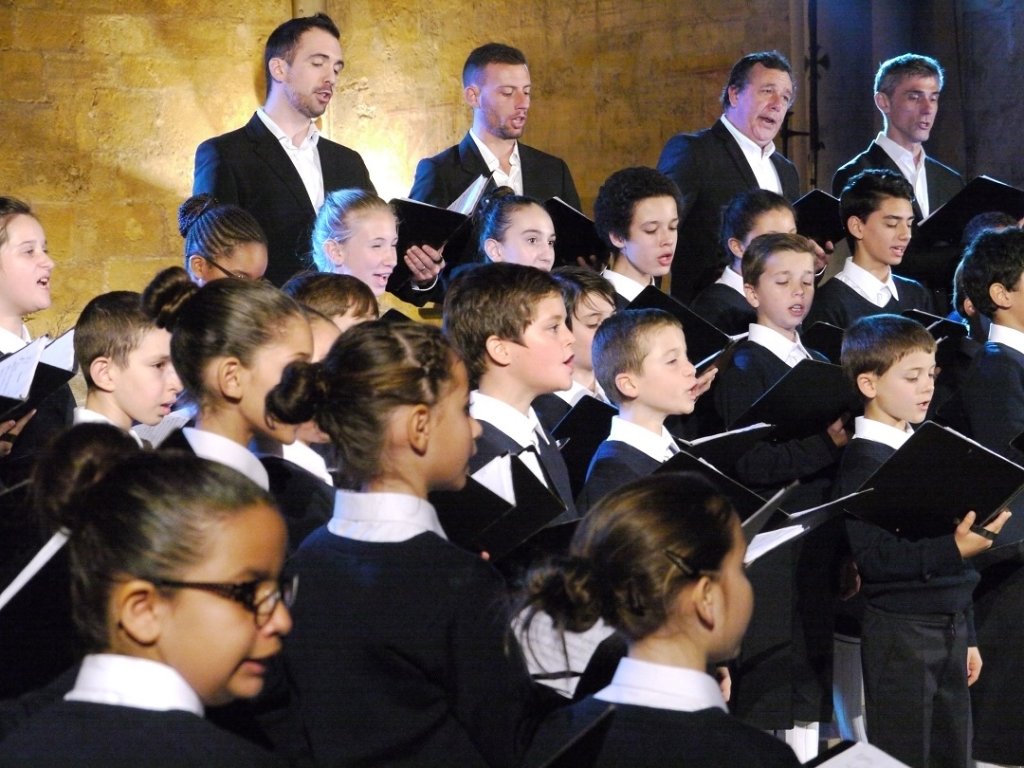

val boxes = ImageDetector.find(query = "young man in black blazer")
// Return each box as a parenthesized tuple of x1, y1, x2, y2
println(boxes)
(193, 14, 374, 287)
(657, 51, 801, 304)
(409, 43, 581, 212)
(832, 53, 963, 220)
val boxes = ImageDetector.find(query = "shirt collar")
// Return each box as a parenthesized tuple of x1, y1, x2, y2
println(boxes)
(715, 265, 746, 296)
(73, 407, 144, 447)
(0, 323, 31, 354)
(65, 654, 204, 716)
(182, 427, 270, 491)
(595, 657, 727, 712)
(470, 390, 545, 448)
(469, 130, 521, 174)
(279, 440, 333, 485)
(554, 379, 594, 406)
(256, 107, 319, 150)
(608, 415, 678, 462)
(747, 323, 811, 367)
(853, 415, 913, 451)
(601, 267, 649, 303)
(837, 257, 900, 304)
(987, 323, 1024, 356)
(720, 115, 776, 160)
(327, 488, 447, 542)
(875, 131, 924, 172)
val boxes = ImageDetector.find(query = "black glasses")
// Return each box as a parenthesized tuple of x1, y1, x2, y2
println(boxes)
(149, 574, 298, 628)
(202, 255, 263, 282)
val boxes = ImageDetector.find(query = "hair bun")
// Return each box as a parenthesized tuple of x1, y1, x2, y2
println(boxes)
(265, 359, 324, 427)
(177, 193, 219, 239)
(141, 266, 197, 330)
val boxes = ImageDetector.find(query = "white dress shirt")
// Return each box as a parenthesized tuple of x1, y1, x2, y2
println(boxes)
(715, 265, 746, 297)
(0, 323, 31, 354)
(327, 488, 447, 542)
(281, 439, 333, 485)
(73, 407, 144, 447)
(256, 108, 325, 212)
(875, 131, 932, 217)
(595, 657, 728, 712)
(720, 116, 783, 194)
(182, 427, 270, 490)
(66, 654, 204, 716)
(470, 390, 551, 488)
(988, 323, 1024, 356)
(747, 323, 811, 367)
(469, 130, 523, 194)
(852, 415, 913, 451)
(601, 268, 650, 303)
(607, 415, 679, 462)
(832, 257, 900, 307)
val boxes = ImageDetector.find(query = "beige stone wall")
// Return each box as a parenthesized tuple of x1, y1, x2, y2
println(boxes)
(1, 0, 796, 335)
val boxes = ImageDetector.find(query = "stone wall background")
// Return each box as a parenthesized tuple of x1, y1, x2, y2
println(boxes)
(3, 0, 1022, 335)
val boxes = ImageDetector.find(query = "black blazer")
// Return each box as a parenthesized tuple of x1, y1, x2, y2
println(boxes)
(409, 132, 581, 210)
(657, 120, 800, 303)
(193, 113, 375, 286)
(831, 141, 964, 217)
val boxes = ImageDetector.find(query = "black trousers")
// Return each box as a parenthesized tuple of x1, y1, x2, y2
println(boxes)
(861, 605, 971, 768)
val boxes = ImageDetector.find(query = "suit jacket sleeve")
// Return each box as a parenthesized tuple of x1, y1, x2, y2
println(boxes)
(656, 133, 701, 224)
(193, 138, 239, 204)
(409, 157, 451, 208)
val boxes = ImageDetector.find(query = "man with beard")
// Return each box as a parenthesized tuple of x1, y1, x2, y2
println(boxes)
(657, 51, 801, 304)
(193, 14, 375, 286)
(409, 43, 581, 211)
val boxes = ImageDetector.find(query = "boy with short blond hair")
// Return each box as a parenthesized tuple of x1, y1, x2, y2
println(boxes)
(837, 313, 1004, 768)
(808, 169, 935, 330)
(576, 308, 697, 510)
(282, 271, 379, 332)
(443, 262, 577, 516)
(73, 291, 182, 441)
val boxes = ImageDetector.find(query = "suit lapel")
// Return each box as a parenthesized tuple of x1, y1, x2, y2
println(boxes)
(712, 120, 760, 189)
(867, 143, 924, 219)
(245, 114, 315, 214)
(458, 132, 497, 197)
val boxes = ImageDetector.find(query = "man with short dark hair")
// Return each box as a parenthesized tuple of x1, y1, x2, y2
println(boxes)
(832, 53, 963, 220)
(409, 43, 581, 210)
(193, 13, 375, 286)
(657, 51, 801, 303)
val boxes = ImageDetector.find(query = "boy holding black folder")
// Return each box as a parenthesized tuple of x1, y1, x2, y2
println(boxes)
(837, 314, 1008, 768)
(576, 309, 697, 511)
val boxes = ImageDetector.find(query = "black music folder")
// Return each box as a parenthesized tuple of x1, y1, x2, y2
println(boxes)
(0, 330, 76, 422)
(386, 198, 474, 292)
(544, 197, 608, 269)
(794, 189, 844, 247)
(430, 455, 568, 561)
(727, 358, 855, 439)
(800, 321, 844, 364)
(916, 175, 1024, 246)
(842, 421, 1024, 540)
(628, 286, 735, 370)
(550, 395, 617, 498)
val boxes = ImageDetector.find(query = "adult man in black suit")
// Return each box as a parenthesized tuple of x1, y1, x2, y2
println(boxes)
(409, 43, 581, 212)
(832, 54, 964, 297)
(193, 14, 375, 286)
(832, 54, 963, 219)
(657, 51, 801, 304)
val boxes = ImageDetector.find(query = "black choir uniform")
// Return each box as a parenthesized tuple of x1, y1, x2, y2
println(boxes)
(835, 417, 976, 768)
(960, 325, 1024, 764)
(576, 417, 677, 512)
(689, 270, 757, 336)
(805, 264, 935, 331)
(277, 489, 538, 767)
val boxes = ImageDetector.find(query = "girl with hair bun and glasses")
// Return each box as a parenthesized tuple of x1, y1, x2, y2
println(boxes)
(520, 472, 800, 768)
(0, 445, 293, 767)
(178, 194, 269, 285)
